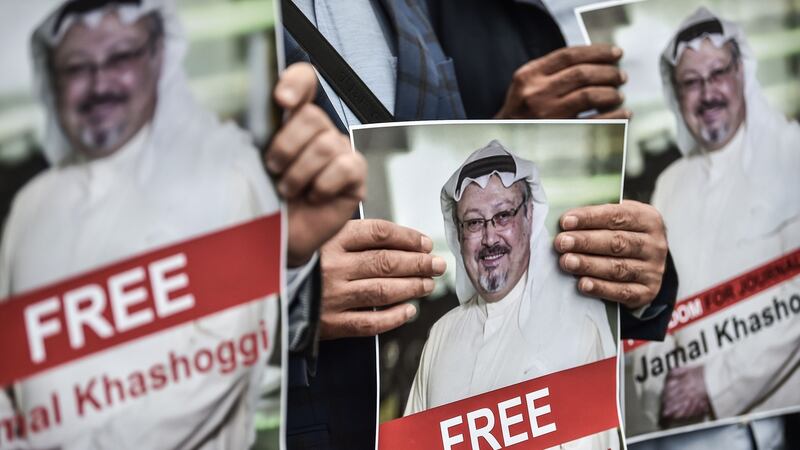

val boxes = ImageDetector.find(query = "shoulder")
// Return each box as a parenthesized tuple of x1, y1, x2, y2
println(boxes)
(8, 167, 66, 215)
(2, 167, 64, 255)
(651, 156, 698, 208)
(655, 156, 695, 186)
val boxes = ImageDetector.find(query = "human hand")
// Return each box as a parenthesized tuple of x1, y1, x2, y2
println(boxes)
(660, 365, 711, 422)
(319, 219, 447, 340)
(554, 200, 668, 309)
(495, 44, 629, 120)
(266, 62, 367, 267)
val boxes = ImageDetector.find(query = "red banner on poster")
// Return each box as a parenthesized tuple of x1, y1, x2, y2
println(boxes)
(379, 357, 618, 450)
(624, 248, 800, 352)
(0, 214, 281, 386)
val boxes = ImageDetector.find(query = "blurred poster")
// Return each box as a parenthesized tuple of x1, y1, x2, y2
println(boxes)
(576, 0, 800, 443)
(0, 0, 286, 449)
(353, 120, 626, 450)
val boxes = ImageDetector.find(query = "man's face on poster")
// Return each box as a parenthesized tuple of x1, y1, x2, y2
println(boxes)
(674, 38, 745, 151)
(51, 11, 163, 157)
(457, 175, 532, 303)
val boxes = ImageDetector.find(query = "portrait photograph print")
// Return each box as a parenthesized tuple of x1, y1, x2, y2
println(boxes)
(353, 120, 626, 450)
(0, 1, 287, 449)
(576, 0, 800, 444)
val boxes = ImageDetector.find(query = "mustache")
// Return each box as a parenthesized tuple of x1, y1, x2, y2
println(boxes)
(478, 244, 510, 260)
(695, 98, 727, 116)
(79, 92, 129, 114)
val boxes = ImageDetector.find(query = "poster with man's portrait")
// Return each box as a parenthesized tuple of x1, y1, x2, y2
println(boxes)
(0, 1, 286, 448)
(576, 0, 800, 443)
(353, 120, 626, 450)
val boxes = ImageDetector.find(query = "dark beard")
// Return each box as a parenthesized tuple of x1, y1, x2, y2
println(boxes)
(477, 244, 511, 293)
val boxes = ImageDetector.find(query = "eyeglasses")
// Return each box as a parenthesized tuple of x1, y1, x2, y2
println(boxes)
(458, 199, 527, 237)
(54, 36, 156, 85)
(676, 57, 737, 96)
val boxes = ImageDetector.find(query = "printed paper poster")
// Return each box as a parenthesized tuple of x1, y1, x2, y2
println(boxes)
(352, 120, 627, 450)
(576, 0, 800, 442)
(0, 1, 287, 448)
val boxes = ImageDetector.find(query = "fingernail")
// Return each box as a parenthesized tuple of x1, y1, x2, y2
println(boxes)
(423, 278, 434, 293)
(277, 86, 297, 106)
(420, 235, 433, 252)
(624, 109, 633, 119)
(560, 235, 575, 251)
(565, 254, 580, 270)
(581, 278, 595, 292)
(405, 303, 417, 319)
(432, 256, 447, 274)
(562, 215, 578, 229)
(620, 69, 628, 83)
(612, 46, 623, 58)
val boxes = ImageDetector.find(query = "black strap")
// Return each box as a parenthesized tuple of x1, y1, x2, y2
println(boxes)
(281, 0, 394, 124)
(456, 155, 516, 196)
(673, 18, 724, 58)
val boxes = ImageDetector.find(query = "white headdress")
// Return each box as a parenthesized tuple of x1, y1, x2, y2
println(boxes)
(440, 139, 549, 304)
(659, 6, 790, 161)
(439, 139, 616, 369)
(31, 0, 223, 167)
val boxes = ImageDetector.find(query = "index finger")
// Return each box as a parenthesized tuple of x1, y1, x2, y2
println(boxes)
(536, 44, 623, 75)
(274, 62, 319, 111)
(322, 303, 416, 339)
(560, 203, 650, 232)
(341, 219, 434, 253)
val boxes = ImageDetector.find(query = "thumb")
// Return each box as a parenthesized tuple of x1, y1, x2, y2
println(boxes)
(274, 62, 319, 111)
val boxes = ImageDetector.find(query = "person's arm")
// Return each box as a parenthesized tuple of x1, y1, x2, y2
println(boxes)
(495, 44, 629, 120)
(661, 284, 800, 421)
(553, 201, 673, 342)
(494, 44, 675, 339)
(267, 63, 367, 269)
(315, 202, 672, 342)
(615, 164, 682, 341)
(318, 219, 444, 339)
(286, 256, 321, 356)
(264, 63, 367, 354)
(620, 253, 678, 341)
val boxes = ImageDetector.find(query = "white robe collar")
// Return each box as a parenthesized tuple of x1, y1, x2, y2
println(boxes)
(478, 269, 528, 320)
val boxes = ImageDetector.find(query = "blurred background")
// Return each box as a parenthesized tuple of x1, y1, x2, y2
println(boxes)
(352, 121, 624, 423)
(577, 0, 800, 202)
(0, 1, 281, 448)
(0, 0, 279, 233)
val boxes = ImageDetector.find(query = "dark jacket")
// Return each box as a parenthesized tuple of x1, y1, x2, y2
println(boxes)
(285, 1, 677, 448)
(285, 1, 464, 448)
(425, 0, 566, 119)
